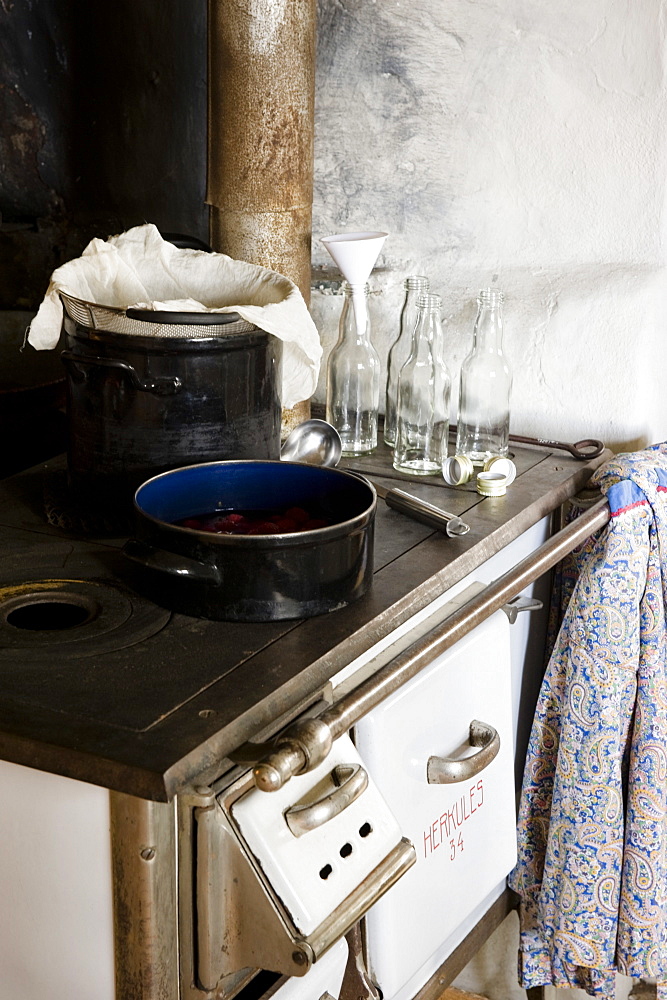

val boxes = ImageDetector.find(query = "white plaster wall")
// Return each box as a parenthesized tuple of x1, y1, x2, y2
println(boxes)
(312, 2, 667, 995)
(312, 0, 667, 453)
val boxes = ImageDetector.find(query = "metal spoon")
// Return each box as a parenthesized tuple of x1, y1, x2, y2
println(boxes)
(280, 419, 470, 537)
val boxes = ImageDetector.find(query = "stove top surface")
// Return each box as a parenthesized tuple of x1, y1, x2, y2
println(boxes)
(0, 444, 605, 800)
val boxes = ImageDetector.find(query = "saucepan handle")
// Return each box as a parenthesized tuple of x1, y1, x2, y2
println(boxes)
(427, 720, 500, 784)
(123, 538, 222, 585)
(384, 488, 470, 537)
(284, 763, 368, 838)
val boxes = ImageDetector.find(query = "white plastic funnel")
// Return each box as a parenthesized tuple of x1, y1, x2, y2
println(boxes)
(321, 231, 388, 285)
(321, 231, 388, 334)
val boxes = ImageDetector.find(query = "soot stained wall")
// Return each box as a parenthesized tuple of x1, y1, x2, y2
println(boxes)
(0, 0, 208, 311)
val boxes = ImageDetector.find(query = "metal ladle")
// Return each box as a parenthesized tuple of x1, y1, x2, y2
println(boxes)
(280, 419, 470, 537)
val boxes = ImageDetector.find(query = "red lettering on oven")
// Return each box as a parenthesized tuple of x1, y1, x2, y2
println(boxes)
(423, 826, 433, 857)
(422, 777, 485, 860)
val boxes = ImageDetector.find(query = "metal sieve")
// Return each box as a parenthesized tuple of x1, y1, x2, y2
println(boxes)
(60, 292, 255, 339)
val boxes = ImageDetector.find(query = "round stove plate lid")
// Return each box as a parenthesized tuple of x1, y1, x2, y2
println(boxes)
(0, 576, 170, 659)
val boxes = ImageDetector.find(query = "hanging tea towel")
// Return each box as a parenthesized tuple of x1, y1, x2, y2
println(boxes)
(28, 223, 322, 409)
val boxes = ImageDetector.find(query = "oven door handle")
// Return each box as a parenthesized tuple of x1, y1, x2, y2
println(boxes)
(284, 763, 368, 837)
(427, 720, 499, 784)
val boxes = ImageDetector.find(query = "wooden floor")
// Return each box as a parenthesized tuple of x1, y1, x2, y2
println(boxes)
(436, 982, 551, 999)
(439, 988, 489, 1000)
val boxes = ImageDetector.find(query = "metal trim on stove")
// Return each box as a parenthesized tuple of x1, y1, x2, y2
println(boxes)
(250, 496, 609, 793)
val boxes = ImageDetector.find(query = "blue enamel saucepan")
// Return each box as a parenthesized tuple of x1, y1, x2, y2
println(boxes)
(123, 460, 376, 622)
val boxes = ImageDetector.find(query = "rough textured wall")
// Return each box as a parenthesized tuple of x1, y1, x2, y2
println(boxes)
(311, 0, 667, 452)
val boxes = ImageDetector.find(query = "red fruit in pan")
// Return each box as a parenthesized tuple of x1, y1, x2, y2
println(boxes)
(273, 517, 298, 532)
(176, 506, 331, 534)
(213, 516, 245, 533)
(247, 522, 280, 535)
(285, 506, 309, 524)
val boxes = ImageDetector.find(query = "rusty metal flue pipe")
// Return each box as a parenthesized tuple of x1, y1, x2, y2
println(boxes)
(207, 0, 316, 301)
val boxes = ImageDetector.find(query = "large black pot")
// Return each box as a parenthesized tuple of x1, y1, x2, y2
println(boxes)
(1, 310, 67, 477)
(61, 307, 282, 512)
(123, 460, 376, 621)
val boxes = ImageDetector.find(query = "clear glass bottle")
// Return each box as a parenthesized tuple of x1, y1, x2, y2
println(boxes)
(455, 288, 512, 465)
(326, 281, 380, 455)
(393, 293, 451, 475)
(384, 275, 430, 447)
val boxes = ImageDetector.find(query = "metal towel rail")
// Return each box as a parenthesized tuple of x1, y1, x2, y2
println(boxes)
(253, 496, 611, 792)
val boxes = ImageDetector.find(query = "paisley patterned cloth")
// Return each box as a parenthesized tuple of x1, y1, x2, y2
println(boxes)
(509, 444, 667, 998)
(544, 496, 604, 666)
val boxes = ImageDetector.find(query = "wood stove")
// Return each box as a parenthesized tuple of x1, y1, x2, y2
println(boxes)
(0, 441, 609, 1000)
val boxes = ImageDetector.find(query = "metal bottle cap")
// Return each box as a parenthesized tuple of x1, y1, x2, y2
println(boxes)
(442, 454, 475, 486)
(476, 471, 509, 496)
(482, 456, 516, 485)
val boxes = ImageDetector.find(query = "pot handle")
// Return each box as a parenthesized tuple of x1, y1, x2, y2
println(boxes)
(124, 308, 242, 326)
(426, 720, 499, 784)
(123, 538, 222, 585)
(61, 351, 182, 396)
(284, 763, 368, 838)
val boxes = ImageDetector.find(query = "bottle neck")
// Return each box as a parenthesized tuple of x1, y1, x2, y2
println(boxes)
(412, 294, 443, 352)
(405, 287, 425, 310)
(473, 302, 503, 352)
(397, 286, 428, 347)
(404, 277, 429, 309)
(341, 283, 370, 340)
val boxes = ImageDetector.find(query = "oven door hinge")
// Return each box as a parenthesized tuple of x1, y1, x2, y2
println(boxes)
(194, 796, 315, 991)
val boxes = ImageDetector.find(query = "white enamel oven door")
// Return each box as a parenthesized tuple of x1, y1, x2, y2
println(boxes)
(229, 733, 407, 938)
(196, 732, 416, 989)
(354, 607, 516, 1000)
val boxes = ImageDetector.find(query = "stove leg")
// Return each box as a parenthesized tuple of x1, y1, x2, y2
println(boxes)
(339, 922, 381, 1000)
(110, 791, 179, 1000)
(526, 989, 547, 999)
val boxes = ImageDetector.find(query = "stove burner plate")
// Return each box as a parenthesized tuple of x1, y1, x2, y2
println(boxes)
(0, 576, 171, 658)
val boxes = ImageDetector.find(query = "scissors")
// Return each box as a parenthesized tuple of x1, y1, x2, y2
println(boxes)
(509, 434, 605, 461)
